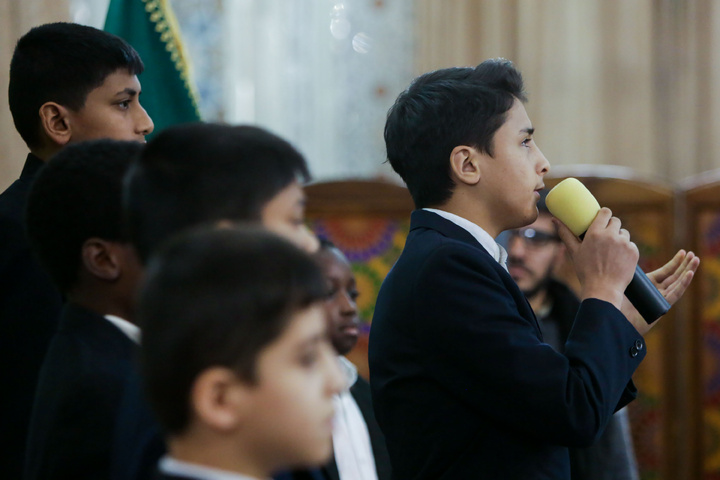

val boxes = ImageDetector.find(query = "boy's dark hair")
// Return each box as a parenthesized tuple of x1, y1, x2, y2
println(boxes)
(124, 123, 311, 264)
(384, 58, 527, 209)
(9, 22, 144, 149)
(139, 226, 328, 434)
(25, 139, 143, 293)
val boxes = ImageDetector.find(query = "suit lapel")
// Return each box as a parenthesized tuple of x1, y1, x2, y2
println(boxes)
(409, 209, 543, 338)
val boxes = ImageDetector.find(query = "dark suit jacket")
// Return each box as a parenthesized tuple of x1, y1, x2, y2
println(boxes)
(368, 210, 646, 480)
(24, 303, 137, 480)
(541, 280, 639, 480)
(0, 153, 63, 478)
(320, 376, 392, 480)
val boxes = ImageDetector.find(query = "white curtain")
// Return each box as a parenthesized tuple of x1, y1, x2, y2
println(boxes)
(415, 0, 720, 183)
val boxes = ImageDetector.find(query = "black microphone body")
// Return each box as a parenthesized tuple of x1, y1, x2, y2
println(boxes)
(626, 265, 670, 324)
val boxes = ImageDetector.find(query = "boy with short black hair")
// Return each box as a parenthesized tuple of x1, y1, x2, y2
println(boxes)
(24, 139, 144, 479)
(1, 23, 153, 474)
(369, 58, 698, 479)
(139, 227, 344, 479)
(112, 123, 320, 480)
(124, 122, 316, 263)
(9, 22, 152, 154)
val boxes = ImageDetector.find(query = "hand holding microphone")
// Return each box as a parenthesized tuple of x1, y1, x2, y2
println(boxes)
(546, 178, 671, 326)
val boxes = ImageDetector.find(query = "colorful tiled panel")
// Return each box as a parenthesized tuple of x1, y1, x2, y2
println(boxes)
(311, 215, 410, 325)
(616, 211, 667, 480)
(699, 211, 720, 479)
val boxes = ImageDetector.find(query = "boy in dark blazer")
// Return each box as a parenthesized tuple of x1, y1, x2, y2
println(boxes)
(315, 240, 392, 480)
(1, 23, 152, 476)
(368, 59, 699, 479)
(23, 140, 145, 479)
(111, 123, 321, 480)
(138, 227, 344, 480)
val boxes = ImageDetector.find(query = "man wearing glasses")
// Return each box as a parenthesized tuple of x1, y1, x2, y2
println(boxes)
(506, 192, 640, 480)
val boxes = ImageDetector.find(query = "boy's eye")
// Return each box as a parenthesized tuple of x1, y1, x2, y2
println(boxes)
(118, 100, 131, 109)
(348, 289, 359, 301)
(299, 349, 320, 367)
(521, 138, 532, 147)
(286, 215, 304, 227)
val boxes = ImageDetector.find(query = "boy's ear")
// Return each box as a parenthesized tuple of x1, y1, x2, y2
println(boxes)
(38, 102, 72, 147)
(191, 367, 251, 432)
(449, 145, 481, 186)
(81, 238, 123, 282)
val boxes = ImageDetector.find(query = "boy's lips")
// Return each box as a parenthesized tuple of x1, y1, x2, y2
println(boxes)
(338, 318, 360, 336)
(341, 325, 359, 335)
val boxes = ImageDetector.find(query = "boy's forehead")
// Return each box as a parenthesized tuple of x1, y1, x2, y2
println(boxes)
(510, 100, 533, 130)
(88, 69, 141, 98)
(264, 181, 304, 213)
(269, 304, 327, 354)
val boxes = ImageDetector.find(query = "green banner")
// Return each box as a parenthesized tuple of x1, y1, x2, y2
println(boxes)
(104, 0, 201, 137)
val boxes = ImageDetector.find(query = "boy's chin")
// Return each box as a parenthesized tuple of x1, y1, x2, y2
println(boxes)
(336, 336, 359, 356)
(287, 441, 334, 470)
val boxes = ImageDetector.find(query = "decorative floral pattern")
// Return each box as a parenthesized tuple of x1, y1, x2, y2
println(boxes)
(700, 213, 720, 478)
(310, 216, 409, 323)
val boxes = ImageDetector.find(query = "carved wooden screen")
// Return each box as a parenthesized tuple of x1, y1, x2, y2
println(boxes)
(680, 170, 720, 480)
(305, 180, 414, 380)
(546, 167, 678, 480)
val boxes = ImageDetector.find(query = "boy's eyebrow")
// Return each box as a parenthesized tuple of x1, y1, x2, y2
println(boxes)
(520, 127, 535, 136)
(114, 88, 138, 97)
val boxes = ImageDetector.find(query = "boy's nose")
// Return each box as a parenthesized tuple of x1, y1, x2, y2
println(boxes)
(341, 292, 357, 315)
(137, 106, 154, 136)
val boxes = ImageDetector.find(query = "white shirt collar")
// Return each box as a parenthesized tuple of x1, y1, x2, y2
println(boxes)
(332, 360, 378, 480)
(423, 208, 508, 270)
(104, 315, 141, 344)
(159, 456, 267, 480)
(337, 355, 358, 391)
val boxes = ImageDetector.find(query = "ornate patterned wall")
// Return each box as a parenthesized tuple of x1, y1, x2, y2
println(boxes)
(697, 212, 720, 480)
(312, 216, 409, 324)
(621, 211, 670, 480)
(310, 215, 410, 379)
(544, 173, 678, 480)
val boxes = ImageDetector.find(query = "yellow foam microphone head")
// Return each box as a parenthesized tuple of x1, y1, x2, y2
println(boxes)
(545, 178, 601, 237)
